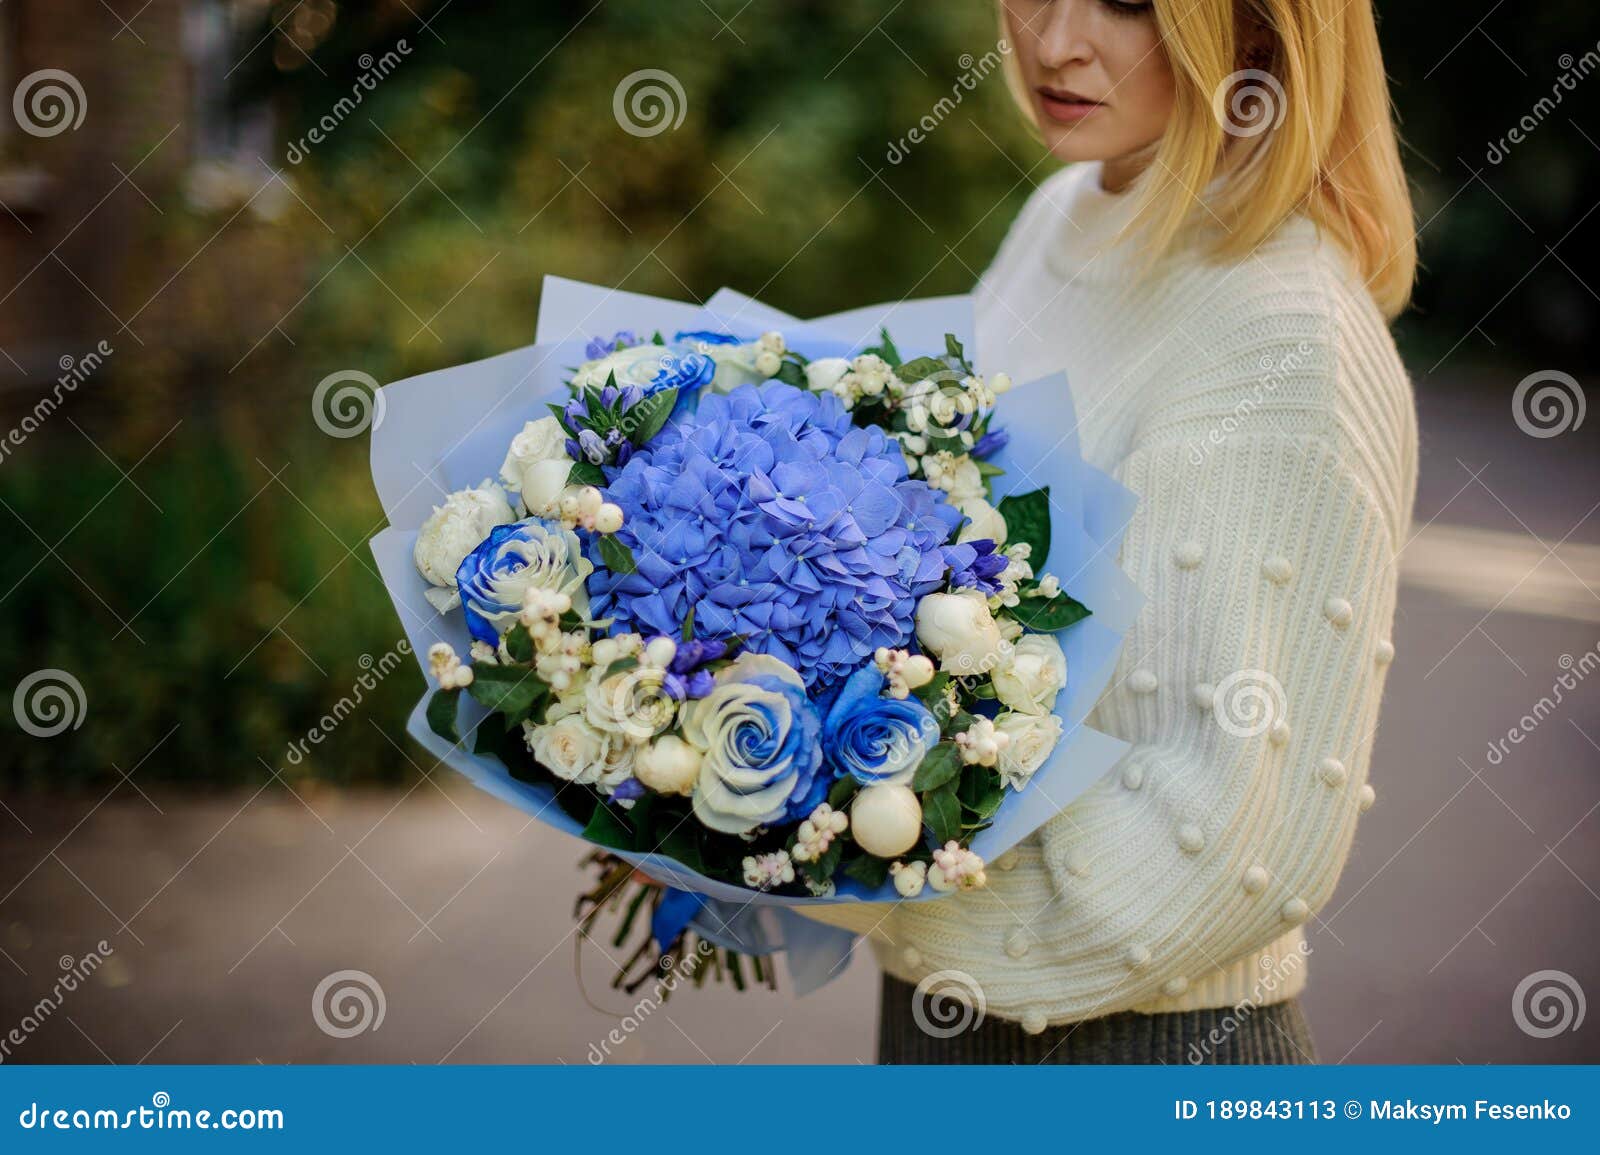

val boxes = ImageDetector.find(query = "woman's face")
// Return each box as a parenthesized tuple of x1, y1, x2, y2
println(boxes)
(1002, 0, 1177, 188)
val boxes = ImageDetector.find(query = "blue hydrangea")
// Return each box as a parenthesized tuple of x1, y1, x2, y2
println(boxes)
(588, 382, 965, 688)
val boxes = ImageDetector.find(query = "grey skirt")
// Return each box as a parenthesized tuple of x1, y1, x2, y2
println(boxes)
(878, 974, 1317, 1064)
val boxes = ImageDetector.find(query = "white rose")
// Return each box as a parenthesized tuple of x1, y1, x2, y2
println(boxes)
(585, 664, 678, 742)
(991, 633, 1068, 715)
(413, 481, 515, 612)
(915, 590, 1005, 676)
(803, 356, 851, 394)
(703, 343, 765, 392)
(956, 497, 1008, 546)
(499, 416, 574, 516)
(995, 711, 1063, 790)
(634, 734, 702, 795)
(524, 712, 609, 785)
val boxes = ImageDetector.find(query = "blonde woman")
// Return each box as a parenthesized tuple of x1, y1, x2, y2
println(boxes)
(813, 0, 1418, 1063)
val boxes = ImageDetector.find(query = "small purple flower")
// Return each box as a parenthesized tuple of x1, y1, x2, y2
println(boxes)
(973, 427, 1009, 458)
(584, 330, 638, 359)
(610, 777, 647, 802)
(947, 538, 1009, 595)
(564, 437, 582, 461)
(619, 385, 645, 411)
(599, 384, 619, 409)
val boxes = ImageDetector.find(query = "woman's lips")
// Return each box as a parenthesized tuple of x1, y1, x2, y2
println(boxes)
(1036, 86, 1105, 124)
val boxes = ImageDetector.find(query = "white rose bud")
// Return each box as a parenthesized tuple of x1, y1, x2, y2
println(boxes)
(914, 590, 1004, 677)
(803, 357, 851, 394)
(754, 349, 781, 377)
(956, 497, 1008, 547)
(995, 711, 1064, 790)
(634, 734, 702, 795)
(991, 633, 1068, 715)
(499, 416, 574, 516)
(413, 481, 514, 612)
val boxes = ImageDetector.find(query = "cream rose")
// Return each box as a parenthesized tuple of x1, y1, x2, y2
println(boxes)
(634, 734, 702, 795)
(995, 710, 1063, 790)
(956, 497, 1008, 546)
(499, 416, 574, 516)
(991, 633, 1068, 715)
(413, 481, 514, 612)
(523, 712, 609, 785)
(914, 590, 1005, 676)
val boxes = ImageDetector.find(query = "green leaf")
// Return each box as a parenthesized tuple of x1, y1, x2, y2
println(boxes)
(958, 764, 1006, 819)
(974, 459, 1005, 479)
(863, 326, 901, 366)
(893, 355, 945, 382)
(912, 672, 950, 709)
(656, 822, 705, 875)
(774, 360, 806, 388)
(681, 606, 696, 643)
(911, 742, 962, 792)
(597, 533, 638, 575)
(827, 776, 859, 809)
(465, 664, 546, 721)
(581, 804, 635, 852)
(426, 689, 460, 744)
(567, 460, 605, 487)
(504, 623, 534, 664)
(944, 333, 967, 366)
(996, 486, 1051, 567)
(472, 722, 505, 758)
(602, 655, 640, 681)
(620, 387, 678, 446)
(548, 401, 576, 433)
(843, 853, 889, 887)
(803, 838, 844, 888)
(651, 331, 665, 345)
(1009, 592, 1092, 633)
(922, 779, 963, 845)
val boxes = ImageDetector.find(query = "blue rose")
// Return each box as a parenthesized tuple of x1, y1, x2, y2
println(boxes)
(455, 518, 592, 644)
(680, 652, 824, 834)
(674, 330, 745, 346)
(822, 665, 939, 787)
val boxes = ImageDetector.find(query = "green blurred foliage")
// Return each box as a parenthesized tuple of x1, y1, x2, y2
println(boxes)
(2, 0, 1592, 788)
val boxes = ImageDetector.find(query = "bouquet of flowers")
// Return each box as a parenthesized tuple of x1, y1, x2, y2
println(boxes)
(370, 281, 1140, 991)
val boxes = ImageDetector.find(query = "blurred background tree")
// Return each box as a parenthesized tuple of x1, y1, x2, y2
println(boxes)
(1, 0, 1595, 788)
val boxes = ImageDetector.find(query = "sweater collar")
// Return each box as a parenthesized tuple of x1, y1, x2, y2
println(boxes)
(1042, 162, 1147, 285)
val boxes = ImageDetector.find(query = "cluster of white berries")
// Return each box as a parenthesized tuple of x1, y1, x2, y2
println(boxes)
(590, 632, 644, 670)
(929, 841, 988, 891)
(955, 715, 1011, 766)
(873, 646, 936, 699)
(515, 588, 591, 691)
(427, 642, 474, 690)
(790, 803, 849, 863)
(753, 331, 785, 378)
(741, 849, 795, 890)
(890, 859, 928, 897)
(556, 485, 624, 534)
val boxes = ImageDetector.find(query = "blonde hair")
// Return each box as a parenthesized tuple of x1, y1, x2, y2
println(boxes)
(1001, 0, 1416, 318)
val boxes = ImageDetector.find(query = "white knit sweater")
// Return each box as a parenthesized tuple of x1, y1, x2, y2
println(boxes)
(805, 162, 1418, 1031)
